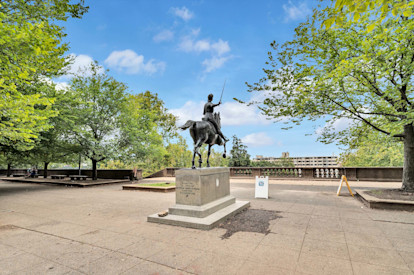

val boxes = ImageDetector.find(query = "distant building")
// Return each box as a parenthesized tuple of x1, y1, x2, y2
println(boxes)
(253, 152, 339, 167)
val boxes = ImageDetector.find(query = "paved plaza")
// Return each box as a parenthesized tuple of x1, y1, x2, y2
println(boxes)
(0, 178, 413, 274)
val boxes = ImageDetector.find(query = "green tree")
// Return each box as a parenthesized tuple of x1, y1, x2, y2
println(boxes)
(341, 131, 404, 167)
(228, 135, 250, 167)
(0, 0, 87, 150)
(246, 4, 414, 190)
(68, 62, 129, 180)
(251, 157, 294, 167)
(27, 85, 83, 178)
(165, 136, 192, 168)
(0, 146, 29, 176)
(119, 91, 178, 175)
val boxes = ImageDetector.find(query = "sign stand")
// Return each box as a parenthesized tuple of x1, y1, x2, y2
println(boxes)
(337, 175, 354, 197)
(255, 176, 269, 199)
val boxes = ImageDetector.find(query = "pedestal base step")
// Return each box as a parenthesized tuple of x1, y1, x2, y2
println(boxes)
(147, 200, 250, 230)
(169, 195, 236, 218)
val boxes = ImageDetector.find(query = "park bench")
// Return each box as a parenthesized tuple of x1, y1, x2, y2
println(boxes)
(69, 175, 87, 181)
(51, 175, 66, 179)
(12, 174, 26, 177)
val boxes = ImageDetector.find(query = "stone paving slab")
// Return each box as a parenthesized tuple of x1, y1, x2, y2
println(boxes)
(0, 178, 413, 274)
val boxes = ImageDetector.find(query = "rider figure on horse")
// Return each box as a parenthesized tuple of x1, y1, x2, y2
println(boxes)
(203, 93, 229, 142)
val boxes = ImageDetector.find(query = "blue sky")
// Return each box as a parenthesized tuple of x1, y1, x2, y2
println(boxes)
(59, 0, 343, 158)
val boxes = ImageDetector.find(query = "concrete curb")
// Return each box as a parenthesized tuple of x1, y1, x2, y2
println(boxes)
(356, 189, 414, 211)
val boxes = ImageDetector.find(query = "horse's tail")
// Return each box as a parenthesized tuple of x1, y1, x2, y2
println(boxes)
(179, 120, 196, 130)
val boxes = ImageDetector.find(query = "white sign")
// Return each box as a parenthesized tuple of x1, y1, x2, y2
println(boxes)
(255, 176, 269, 199)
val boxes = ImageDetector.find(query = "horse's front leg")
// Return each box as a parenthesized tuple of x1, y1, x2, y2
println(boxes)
(207, 144, 211, 167)
(192, 149, 196, 169)
(193, 139, 203, 169)
(197, 148, 202, 168)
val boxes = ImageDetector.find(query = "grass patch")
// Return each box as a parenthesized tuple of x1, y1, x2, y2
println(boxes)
(140, 182, 175, 187)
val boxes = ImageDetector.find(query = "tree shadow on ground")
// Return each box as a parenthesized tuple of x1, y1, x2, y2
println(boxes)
(0, 181, 65, 196)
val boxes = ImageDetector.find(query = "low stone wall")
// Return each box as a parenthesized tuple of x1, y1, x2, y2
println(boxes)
(146, 167, 403, 182)
(0, 169, 142, 180)
(146, 167, 176, 178)
(2, 167, 402, 182)
(230, 167, 403, 182)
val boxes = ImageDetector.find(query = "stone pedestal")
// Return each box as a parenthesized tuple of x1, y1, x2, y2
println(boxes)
(148, 167, 250, 230)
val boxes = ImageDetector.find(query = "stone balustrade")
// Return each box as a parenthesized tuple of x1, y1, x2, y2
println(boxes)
(1, 167, 403, 182)
(148, 167, 403, 182)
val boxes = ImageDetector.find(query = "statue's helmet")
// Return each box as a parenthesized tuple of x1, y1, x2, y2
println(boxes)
(208, 93, 214, 101)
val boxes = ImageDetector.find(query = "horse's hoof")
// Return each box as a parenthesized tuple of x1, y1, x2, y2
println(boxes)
(192, 166, 196, 169)
(223, 154, 226, 158)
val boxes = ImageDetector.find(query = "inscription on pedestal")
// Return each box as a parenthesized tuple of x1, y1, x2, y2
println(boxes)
(176, 179, 200, 205)
(175, 168, 230, 206)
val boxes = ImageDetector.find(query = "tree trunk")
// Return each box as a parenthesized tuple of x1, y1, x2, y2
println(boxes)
(92, 159, 98, 180)
(402, 124, 414, 191)
(7, 163, 11, 177)
(44, 162, 49, 178)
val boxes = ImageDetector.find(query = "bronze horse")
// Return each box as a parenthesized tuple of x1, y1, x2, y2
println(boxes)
(180, 113, 227, 169)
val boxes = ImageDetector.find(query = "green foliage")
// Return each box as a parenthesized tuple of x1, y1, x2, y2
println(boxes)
(98, 160, 129, 169)
(164, 136, 192, 168)
(228, 135, 251, 167)
(325, 0, 413, 30)
(67, 62, 129, 177)
(251, 158, 294, 167)
(0, 0, 87, 150)
(27, 86, 82, 168)
(341, 131, 403, 167)
(246, 4, 414, 146)
(118, 90, 178, 176)
(119, 91, 177, 166)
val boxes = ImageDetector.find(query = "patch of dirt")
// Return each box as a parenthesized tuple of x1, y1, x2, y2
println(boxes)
(366, 189, 414, 201)
(218, 209, 281, 239)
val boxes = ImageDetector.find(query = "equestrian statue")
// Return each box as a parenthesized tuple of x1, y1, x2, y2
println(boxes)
(179, 83, 229, 169)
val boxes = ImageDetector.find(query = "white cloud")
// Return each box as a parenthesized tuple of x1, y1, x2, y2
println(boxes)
(194, 39, 211, 52)
(282, 1, 311, 22)
(242, 132, 274, 147)
(170, 6, 193, 21)
(178, 30, 232, 73)
(40, 77, 70, 91)
(202, 56, 231, 73)
(66, 54, 96, 76)
(179, 36, 230, 57)
(169, 100, 271, 127)
(211, 39, 230, 56)
(153, 30, 174, 42)
(54, 81, 70, 90)
(104, 49, 166, 75)
(316, 117, 354, 136)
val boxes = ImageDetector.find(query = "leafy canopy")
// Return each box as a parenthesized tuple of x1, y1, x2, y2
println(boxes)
(0, 0, 88, 149)
(246, 3, 414, 145)
(67, 62, 128, 164)
(229, 135, 251, 167)
(324, 0, 413, 30)
(341, 131, 404, 167)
